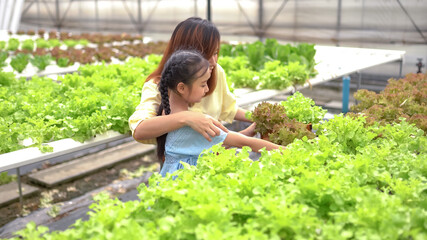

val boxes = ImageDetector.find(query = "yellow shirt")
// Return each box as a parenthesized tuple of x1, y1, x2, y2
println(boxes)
(128, 64, 238, 144)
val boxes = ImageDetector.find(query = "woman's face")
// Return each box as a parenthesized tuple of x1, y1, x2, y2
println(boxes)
(208, 48, 219, 73)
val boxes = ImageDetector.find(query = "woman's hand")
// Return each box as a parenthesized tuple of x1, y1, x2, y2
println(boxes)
(184, 111, 229, 142)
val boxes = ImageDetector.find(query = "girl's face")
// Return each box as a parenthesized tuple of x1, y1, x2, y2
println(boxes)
(183, 67, 211, 104)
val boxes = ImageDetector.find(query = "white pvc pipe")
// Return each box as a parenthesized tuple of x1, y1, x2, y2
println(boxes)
(2, 0, 15, 31)
(0, 0, 7, 29)
(2, 0, 14, 31)
(10, 0, 25, 34)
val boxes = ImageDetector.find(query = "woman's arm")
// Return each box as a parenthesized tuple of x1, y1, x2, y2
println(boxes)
(223, 131, 282, 152)
(130, 81, 228, 143)
(234, 108, 251, 122)
(133, 111, 229, 142)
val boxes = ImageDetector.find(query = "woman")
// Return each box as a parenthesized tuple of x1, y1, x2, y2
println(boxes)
(129, 17, 254, 144)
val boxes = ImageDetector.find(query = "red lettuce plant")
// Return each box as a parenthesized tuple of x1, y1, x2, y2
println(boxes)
(351, 73, 426, 132)
(250, 101, 316, 146)
(251, 102, 288, 137)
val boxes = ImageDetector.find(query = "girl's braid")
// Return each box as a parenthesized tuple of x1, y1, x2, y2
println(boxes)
(159, 61, 180, 115)
(159, 79, 170, 115)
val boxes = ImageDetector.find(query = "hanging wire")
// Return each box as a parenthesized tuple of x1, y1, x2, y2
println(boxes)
(396, 0, 427, 43)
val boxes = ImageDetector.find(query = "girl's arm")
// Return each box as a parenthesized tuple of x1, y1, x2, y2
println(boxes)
(234, 108, 257, 137)
(133, 111, 229, 142)
(223, 131, 282, 152)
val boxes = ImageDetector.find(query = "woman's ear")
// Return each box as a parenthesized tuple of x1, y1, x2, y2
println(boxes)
(177, 82, 186, 95)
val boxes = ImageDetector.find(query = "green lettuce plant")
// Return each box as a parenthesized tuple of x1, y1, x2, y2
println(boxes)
(0, 51, 8, 68)
(36, 38, 50, 49)
(7, 38, 20, 51)
(78, 39, 89, 46)
(259, 60, 291, 89)
(0, 172, 16, 185)
(21, 39, 35, 51)
(246, 40, 265, 71)
(0, 41, 6, 50)
(48, 39, 61, 48)
(10, 53, 29, 73)
(56, 57, 70, 67)
(281, 91, 327, 124)
(30, 54, 52, 71)
(286, 61, 309, 86)
(64, 39, 78, 48)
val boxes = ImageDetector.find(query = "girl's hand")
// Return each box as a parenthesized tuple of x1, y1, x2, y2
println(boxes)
(239, 122, 256, 137)
(184, 111, 229, 142)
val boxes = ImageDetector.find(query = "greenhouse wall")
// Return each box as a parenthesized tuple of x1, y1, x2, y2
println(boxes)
(16, 0, 427, 45)
(5, 0, 427, 75)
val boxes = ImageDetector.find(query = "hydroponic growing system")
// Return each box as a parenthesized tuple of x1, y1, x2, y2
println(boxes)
(0, 1, 426, 239)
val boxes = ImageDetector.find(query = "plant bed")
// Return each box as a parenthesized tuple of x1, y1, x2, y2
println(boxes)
(0, 35, 167, 75)
(0, 151, 158, 230)
(219, 39, 317, 91)
(0, 55, 162, 155)
(6, 113, 425, 239)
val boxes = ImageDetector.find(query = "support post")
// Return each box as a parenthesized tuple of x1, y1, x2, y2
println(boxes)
(258, 0, 263, 40)
(55, 0, 60, 31)
(356, 71, 362, 90)
(95, 0, 99, 31)
(336, 0, 342, 46)
(17, 167, 23, 214)
(37, 0, 41, 29)
(342, 75, 350, 113)
(207, 0, 211, 21)
(355, 71, 361, 105)
(137, 0, 142, 33)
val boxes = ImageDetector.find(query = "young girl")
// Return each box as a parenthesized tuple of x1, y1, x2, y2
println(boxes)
(129, 17, 255, 146)
(157, 50, 281, 177)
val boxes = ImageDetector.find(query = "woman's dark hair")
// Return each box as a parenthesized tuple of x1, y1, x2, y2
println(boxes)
(146, 17, 220, 96)
(156, 50, 210, 165)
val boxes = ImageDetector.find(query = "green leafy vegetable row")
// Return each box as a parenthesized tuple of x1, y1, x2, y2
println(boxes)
(0, 55, 161, 154)
(0, 38, 89, 52)
(10, 115, 426, 239)
(1, 41, 319, 154)
(0, 52, 56, 73)
(219, 39, 317, 90)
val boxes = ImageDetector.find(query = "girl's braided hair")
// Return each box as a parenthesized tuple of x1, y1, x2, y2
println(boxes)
(156, 49, 210, 164)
